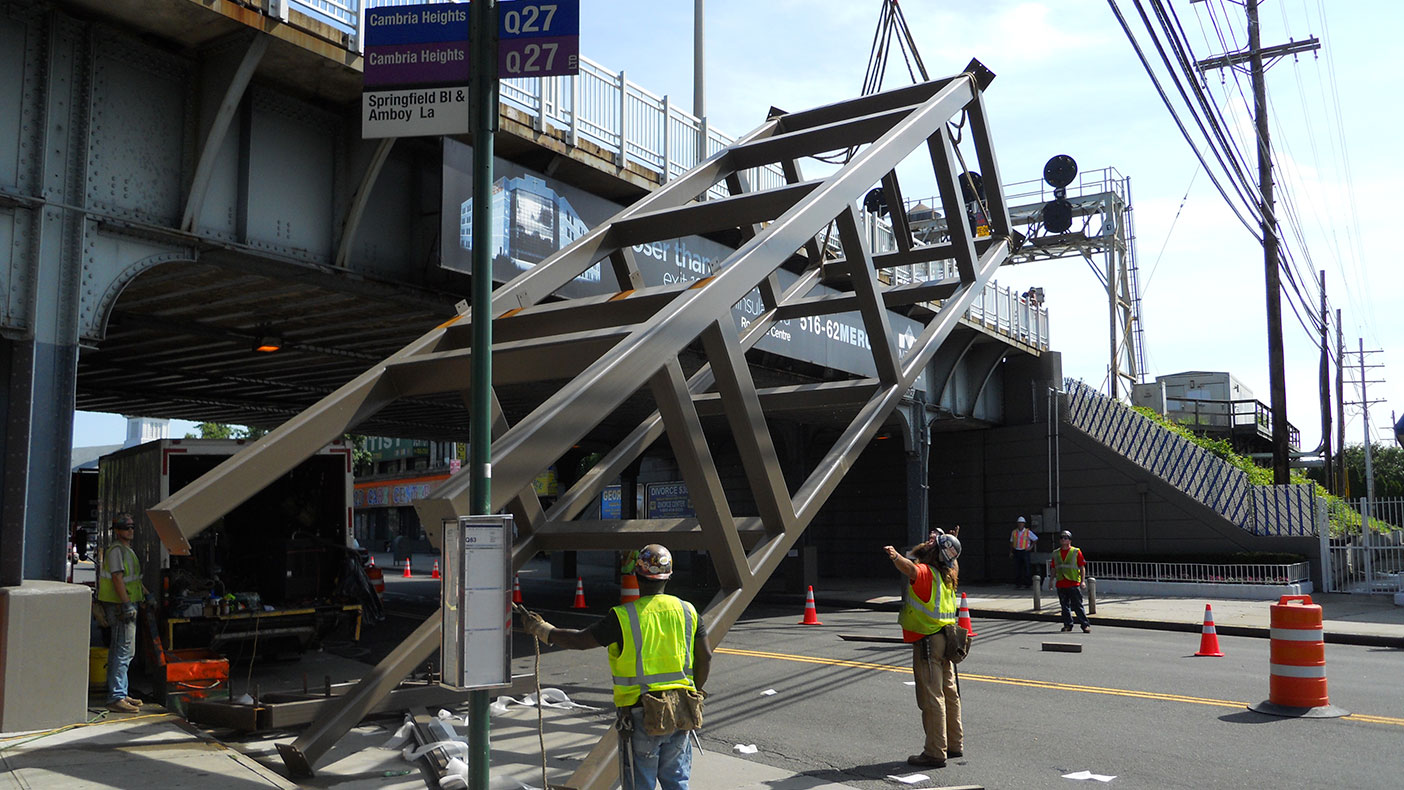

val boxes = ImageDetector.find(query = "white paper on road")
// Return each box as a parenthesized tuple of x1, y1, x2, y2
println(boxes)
(903, 681, 916, 686)
(760, 688, 777, 696)
(734, 744, 758, 754)
(884, 773, 929, 783)
(1063, 770, 1117, 782)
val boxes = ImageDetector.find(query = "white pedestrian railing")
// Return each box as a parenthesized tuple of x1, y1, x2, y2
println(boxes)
(1087, 560, 1311, 586)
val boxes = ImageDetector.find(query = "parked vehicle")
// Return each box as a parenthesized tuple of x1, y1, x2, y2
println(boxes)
(96, 439, 380, 657)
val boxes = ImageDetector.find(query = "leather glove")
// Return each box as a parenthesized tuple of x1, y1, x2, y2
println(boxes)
(519, 610, 555, 644)
(117, 603, 137, 624)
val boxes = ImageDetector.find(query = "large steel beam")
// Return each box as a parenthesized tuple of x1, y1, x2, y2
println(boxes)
(148, 70, 1018, 783)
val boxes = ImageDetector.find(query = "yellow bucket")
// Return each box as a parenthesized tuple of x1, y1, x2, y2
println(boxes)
(89, 647, 108, 685)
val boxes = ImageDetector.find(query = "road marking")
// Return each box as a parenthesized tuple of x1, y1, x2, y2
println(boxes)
(714, 646, 1404, 728)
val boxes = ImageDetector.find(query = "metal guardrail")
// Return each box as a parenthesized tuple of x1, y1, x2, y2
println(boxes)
(1322, 532, 1404, 594)
(1162, 396, 1301, 449)
(1087, 560, 1311, 586)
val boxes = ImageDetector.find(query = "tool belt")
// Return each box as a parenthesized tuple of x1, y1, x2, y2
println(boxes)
(639, 688, 706, 736)
(941, 624, 972, 664)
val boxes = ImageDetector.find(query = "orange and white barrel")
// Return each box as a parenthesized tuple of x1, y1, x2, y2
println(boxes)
(1269, 595, 1327, 707)
(1249, 595, 1347, 718)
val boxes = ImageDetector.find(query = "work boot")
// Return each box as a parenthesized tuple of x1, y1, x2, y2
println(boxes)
(906, 753, 946, 768)
(124, 697, 143, 707)
(1082, 624, 1092, 633)
(106, 699, 139, 713)
(1060, 625, 1073, 632)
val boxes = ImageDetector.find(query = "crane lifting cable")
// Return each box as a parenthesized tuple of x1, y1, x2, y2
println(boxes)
(817, 2, 993, 245)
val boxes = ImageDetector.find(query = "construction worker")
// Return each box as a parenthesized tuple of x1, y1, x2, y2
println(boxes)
(884, 528, 964, 769)
(1009, 515, 1037, 587)
(1050, 530, 1091, 633)
(96, 513, 145, 713)
(518, 544, 711, 790)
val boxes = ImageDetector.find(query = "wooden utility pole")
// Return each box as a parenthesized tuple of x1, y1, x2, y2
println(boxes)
(1196, 0, 1319, 483)
(1335, 308, 1345, 494)
(1319, 271, 1332, 492)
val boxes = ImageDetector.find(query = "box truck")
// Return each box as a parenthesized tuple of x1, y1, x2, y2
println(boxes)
(96, 438, 379, 661)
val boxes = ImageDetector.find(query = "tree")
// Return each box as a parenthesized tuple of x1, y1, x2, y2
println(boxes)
(184, 423, 268, 440)
(1329, 444, 1404, 499)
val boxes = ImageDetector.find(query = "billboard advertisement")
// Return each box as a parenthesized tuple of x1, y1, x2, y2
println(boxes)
(441, 139, 927, 387)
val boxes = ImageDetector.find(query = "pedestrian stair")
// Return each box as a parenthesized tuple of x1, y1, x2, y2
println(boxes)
(1061, 379, 1317, 537)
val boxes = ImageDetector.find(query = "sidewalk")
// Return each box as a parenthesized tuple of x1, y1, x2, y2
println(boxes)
(9, 568, 1400, 790)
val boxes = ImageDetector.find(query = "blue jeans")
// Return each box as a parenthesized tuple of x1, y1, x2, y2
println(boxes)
(1057, 586, 1089, 628)
(104, 603, 138, 702)
(619, 706, 692, 790)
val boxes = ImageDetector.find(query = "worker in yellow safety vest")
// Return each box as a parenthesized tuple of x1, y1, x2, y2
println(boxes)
(519, 544, 712, 790)
(885, 528, 964, 769)
(96, 513, 146, 713)
(1050, 530, 1091, 633)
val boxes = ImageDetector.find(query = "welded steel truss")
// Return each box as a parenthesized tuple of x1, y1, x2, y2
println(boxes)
(147, 61, 1017, 782)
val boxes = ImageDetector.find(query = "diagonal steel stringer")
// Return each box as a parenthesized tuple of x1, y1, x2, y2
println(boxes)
(145, 60, 1018, 782)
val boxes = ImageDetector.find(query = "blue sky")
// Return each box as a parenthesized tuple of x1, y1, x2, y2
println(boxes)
(71, 0, 1403, 449)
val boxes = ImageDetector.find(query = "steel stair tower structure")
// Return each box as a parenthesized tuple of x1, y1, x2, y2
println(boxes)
(147, 62, 1019, 784)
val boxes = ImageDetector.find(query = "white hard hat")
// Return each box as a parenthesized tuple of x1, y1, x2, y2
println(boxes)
(1016, 516, 1026, 523)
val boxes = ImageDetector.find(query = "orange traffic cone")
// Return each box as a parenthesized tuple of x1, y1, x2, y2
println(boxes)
(368, 555, 376, 568)
(620, 574, 640, 604)
(402, 558, 412, 578)
(1194, 603, 1224, 657)
(571, 577, 588, 609)
(798, 586, 823, 625)
(431, 559, 441, 579)
(957, 592, 978, 637)
(512, 574, 523, 604)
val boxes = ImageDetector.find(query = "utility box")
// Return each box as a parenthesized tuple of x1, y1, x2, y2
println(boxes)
(1154, 371, 1253, 431)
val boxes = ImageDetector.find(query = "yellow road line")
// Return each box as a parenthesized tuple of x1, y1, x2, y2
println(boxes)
(714, 646, 1404, 728)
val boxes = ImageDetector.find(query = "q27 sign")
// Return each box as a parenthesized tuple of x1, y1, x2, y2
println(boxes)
(498, 0, 579, 77)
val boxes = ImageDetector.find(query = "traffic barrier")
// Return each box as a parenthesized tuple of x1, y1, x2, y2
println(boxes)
(571, 577, 588, 609)
(1194, 604, 1224, 657)
(402, 558, 412, 578)
(431, 560, 441, 580)
(512, 574, 523, 604)
(1248, 595, 1348, 718)
(956, 592, 978, 637)
(620, 574, 640, 604)
(797, 586, 822, 625)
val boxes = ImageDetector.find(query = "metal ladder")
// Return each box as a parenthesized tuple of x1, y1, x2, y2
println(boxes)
(148, 60, 1018, 785)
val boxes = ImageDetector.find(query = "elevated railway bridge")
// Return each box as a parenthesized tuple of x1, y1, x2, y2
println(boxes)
(2, 2, 1330, 781)
(2, 0, 1052, 589)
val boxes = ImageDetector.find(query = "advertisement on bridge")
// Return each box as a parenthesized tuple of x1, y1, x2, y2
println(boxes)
(441, 139, 926, 387)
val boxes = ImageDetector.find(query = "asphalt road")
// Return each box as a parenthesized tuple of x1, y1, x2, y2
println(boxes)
(498, 602, 1404, 790)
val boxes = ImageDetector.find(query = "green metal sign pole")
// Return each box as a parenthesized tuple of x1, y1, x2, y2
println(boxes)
(468, 1, 498, 789)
